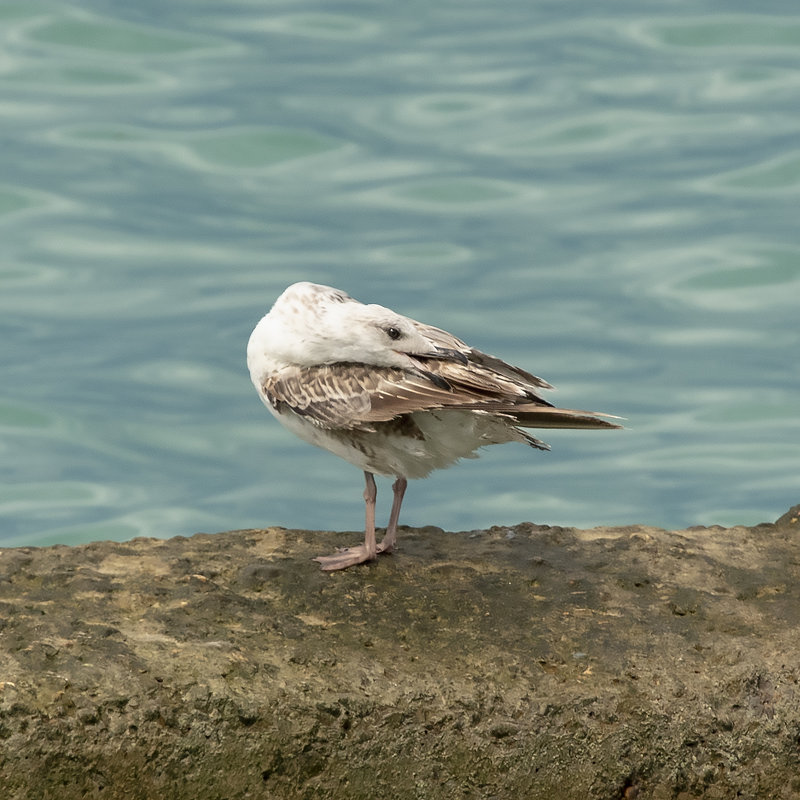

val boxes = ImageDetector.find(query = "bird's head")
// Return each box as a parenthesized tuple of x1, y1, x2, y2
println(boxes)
(247, 282, 464, 386)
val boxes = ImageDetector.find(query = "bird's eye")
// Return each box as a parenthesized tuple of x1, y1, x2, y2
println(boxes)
(385, 326, 402, 341)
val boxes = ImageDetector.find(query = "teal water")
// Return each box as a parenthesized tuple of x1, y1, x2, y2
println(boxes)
(2, 1, 798, 547)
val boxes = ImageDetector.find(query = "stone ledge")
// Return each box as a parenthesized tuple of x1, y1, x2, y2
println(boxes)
(1, 506, 799, 799)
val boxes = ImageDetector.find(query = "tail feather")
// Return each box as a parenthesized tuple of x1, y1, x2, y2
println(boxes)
(511, 405, 623, 430)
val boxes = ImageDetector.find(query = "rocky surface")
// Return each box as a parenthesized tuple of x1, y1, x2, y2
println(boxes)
(1, 506, 800, 799)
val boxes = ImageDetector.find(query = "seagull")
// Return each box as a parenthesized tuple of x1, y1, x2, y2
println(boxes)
(247, 281, 620, 571)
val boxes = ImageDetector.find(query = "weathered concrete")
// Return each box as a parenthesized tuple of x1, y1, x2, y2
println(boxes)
(1, 506, 800, 799)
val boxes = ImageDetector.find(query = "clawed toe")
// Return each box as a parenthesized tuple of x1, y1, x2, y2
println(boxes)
(313, 540, 397, 571)
(313, 544, 375, 571)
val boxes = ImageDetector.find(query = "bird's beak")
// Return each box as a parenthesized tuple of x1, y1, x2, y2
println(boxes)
(423, 346, 469, 365)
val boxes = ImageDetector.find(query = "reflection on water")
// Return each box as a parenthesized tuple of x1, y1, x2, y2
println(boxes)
(1, 1, 798, 546)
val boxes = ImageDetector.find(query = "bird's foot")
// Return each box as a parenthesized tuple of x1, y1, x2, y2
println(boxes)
(313, 544, 383, 571)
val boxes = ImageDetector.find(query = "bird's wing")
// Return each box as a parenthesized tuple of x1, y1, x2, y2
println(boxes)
(414, 357, 620, 429)
(262, 362, 486, 431)
(262, 358, 620, 432)
(412, 320, 555, 391)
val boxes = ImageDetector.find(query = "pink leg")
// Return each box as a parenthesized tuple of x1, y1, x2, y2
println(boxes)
(362, 471, 378, 558)
(314, 472, 379, 571)
(378, 477, 407, 554)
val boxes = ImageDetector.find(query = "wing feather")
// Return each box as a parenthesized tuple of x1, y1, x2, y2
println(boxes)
(262, 357, 621, 433)
(411, 321, 554, 391)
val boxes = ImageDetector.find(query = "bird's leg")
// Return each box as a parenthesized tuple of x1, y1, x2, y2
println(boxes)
(362, 470, 378, 558)
(377, 477, 407, 554)
(314, 471, 379, 571)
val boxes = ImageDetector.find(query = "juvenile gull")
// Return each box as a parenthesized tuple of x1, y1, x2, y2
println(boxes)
(247, 282, 620, 571)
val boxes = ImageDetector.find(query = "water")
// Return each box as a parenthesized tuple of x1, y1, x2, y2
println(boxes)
(2, 1, 798, 547)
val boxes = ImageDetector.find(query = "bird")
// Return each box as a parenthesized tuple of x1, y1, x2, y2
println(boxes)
(247, 281, 620, 571)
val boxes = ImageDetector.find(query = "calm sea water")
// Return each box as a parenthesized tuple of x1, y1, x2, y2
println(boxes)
(2, 1, 798, 547)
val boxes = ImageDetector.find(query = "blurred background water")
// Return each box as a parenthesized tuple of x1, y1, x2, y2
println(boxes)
(1, 0, 798, 547)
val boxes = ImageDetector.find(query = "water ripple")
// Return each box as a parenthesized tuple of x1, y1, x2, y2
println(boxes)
(475, 110, 767, 160)
(0, 183, 74, 219)
(354, 177, 541, 213)
(700, 151, 800, 194)
(702, 67, 800, 102)
(640, 17, 800, 51)
(223, 12, 381, 40)
(28, 14, 223, 57)
(369, 242, 472, 266)
(49, 124, 347, 174)
(624, 244, 800, 312)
